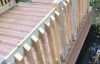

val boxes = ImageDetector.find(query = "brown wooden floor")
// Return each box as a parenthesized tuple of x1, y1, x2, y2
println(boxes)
(0, 2, 53, 60)
(32, 0, 54, 3)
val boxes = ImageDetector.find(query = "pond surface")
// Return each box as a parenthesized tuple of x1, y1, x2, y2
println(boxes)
(76, 26, 100, 64)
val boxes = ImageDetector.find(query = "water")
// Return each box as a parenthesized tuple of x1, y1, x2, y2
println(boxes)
(76, 25, 100, 64)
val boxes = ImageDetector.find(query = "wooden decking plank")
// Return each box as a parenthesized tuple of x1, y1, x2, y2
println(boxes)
(0, 15, 43, 23)
(1, 13, 43, 19)
(0, 36, 20, 44)
(0, 22, 33, 32)
(0, 40, 18, 47)
(0, 26, 29, 33)
(0, 43, 16, 55)
(0, 17, 39, 27)
(0, 43, 15, 52)
(17, 3, 52, 8)
(32, 0, 54, 3)
(17, 2, 53, 6)
(7, 10, 50, 17)
(0, 28, 27, 39)
(0, 20, 37, 28)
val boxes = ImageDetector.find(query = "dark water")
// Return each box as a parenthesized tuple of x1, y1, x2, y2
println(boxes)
(76, 25, 100, 64)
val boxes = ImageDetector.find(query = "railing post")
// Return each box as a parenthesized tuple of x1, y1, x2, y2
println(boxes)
(62, 0, 73, 46)
(0, 1, 2, 7)
(86, 0, 89, 14)
(1, 0, 6, 5)
(38, 27, 49, 64)
(84, 0, 89, 16)
(0, 0, 16, 14)
(50, 15, 60, 64)
(80, 0, 85, 21)
(45, 21, 56, 64)
(31, 35, 43, 64)
(5, 0, 9, 3)
(23, 43, 34, 64)
(70, 0, 78, 40)
(76, 0, 80, 30)
(53, 0, 68, 61)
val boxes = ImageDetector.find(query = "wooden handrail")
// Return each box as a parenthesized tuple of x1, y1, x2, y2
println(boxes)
(1, 0, 90, 64)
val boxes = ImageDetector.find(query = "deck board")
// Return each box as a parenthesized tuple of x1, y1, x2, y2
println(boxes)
(32, 0, 54, 3)
(0, 1, 53, 61)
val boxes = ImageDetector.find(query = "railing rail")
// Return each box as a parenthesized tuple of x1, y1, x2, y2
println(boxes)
(0, 0, 16, 14)
(1, 0, 90, 64)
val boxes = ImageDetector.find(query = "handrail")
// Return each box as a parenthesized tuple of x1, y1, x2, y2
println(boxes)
(0, 0, 16, 14)
(1, 0, 89, 64)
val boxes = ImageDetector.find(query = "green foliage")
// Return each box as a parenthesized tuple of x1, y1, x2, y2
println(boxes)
(16, 0, 31, 2)
(18, 0, 30, 2)
(90, 0, 100, 6)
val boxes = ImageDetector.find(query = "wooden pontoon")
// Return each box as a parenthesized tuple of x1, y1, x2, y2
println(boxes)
(0, 0, 93, 64)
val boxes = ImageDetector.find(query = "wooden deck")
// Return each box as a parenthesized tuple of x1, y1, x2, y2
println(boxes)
(0, 2, 53, 61)
(0, 0, 92, 64)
